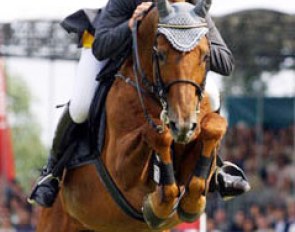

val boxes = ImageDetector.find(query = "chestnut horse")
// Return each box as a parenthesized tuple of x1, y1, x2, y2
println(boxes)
(37, 0, 227, 231)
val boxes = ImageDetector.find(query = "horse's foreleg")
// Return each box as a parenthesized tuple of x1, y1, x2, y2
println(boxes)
(142, 126, 179, 229)
(177, 113, 227, 222)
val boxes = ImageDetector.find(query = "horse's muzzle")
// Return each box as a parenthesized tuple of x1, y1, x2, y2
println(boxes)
(169, 120, 197, 144)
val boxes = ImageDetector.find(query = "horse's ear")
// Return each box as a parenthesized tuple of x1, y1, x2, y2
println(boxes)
(193, 0, 211, 18)
(157, 0, 173, 20)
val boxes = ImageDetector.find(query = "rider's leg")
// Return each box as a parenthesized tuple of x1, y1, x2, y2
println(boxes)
(28, 48, 108, 207)
(69, 49, 109, 124)
(28, 106, 77, 207)
(205, 76, 251, 200)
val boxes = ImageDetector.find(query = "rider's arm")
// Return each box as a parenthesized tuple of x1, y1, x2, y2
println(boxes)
(206, 15, 235, 76)
(92, 0, 136, 61)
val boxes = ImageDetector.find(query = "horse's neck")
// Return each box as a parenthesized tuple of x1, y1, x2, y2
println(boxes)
(102, 86, 156, 190)
(119, 51, 154, 87)
(102, 10, 160, 200)
(119, 57, 134, 77)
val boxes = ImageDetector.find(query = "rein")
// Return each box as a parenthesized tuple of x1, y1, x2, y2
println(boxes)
(131, 19, 165, 133)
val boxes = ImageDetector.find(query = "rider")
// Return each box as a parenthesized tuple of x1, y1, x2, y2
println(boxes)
(28, 0, 250, 208)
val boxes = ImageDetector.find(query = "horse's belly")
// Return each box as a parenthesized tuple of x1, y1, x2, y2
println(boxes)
(62, 165, 154, 232)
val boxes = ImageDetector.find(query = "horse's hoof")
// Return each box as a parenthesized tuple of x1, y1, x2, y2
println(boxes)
(142, 195, 167, 229)
(177, 206, 201, 223)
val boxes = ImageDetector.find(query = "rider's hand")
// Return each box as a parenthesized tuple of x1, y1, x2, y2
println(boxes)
(128, 2, 153, 30)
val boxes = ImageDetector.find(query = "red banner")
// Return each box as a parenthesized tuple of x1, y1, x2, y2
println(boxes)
(174, 214, 206, 232)
(0, 60, 15, 181)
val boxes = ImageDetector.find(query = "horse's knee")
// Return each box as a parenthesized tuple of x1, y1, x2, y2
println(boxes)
(200, 113, 227, 140)
(162, 184, 179, 203)
(150, 184, 179, 207)
(188, 177, 206, 197)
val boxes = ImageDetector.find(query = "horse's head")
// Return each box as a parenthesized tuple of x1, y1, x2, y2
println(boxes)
(138, 0, 211, 144)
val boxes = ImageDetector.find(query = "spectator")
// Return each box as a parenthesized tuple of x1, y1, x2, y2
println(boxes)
(0, 216, 16, 232)
(250, 204, 262, 219)
(255, 215, 274, 232)
(207, 218, 221, 232)
(243, 217, 256, 232)
(286, 199, 295, 232)
(14, 209, 34, 232)
(229, 210, 245, 232)
(273, 206, 287, 232)
(213, 208, 229, 231)
(0, 179, 35, 232)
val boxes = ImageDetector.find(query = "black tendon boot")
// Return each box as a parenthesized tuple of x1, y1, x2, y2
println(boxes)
(28, 107, 77, 208)
(209, 157, 251, 201)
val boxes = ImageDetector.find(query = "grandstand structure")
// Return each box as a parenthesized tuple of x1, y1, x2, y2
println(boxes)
(0, 20, 79, 60)
(0, 9, 294, 64)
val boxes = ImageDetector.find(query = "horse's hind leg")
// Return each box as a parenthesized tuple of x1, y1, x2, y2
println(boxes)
(177, 113, 227, 222)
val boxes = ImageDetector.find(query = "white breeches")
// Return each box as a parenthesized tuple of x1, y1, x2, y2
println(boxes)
(69, 48, 108, 123)
(205, 76, 221, 112)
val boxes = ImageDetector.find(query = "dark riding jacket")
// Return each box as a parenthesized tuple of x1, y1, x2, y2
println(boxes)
(92, 0, 234, 76)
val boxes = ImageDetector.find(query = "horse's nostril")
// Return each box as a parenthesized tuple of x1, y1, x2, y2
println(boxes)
(190, 123, 197, 131)
(170, 121, 178, 132)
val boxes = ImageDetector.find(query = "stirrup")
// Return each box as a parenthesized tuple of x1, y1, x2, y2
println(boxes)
(38, 173, 60, 185)
(27, 173, 60, 206)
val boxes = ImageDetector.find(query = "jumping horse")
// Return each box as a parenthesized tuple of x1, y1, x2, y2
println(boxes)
(37, 0, 227, 231)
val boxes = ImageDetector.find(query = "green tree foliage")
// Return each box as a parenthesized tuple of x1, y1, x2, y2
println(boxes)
(215, 10, 295, 95)
(6, 74, 47, 191)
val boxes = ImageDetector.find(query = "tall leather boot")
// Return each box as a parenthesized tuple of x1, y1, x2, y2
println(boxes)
(209, 156, 251, 200)
(28, 106, 77, 208)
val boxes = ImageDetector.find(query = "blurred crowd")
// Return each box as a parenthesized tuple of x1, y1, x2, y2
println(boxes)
(206, 202, 295, 232)
(205, 124, 295, 232)
(222, 124, 294, 200)
(0, 179, 37, 232)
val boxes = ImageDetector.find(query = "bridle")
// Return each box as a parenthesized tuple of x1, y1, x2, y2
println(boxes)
(116, 15, 209, 134)
(152, 39, 205, 99)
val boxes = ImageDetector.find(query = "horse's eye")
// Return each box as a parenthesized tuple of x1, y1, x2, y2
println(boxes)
(157, 51, 166, 63)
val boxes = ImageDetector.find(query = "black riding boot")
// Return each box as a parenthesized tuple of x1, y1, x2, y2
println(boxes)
(28, 107, 77, 208)
(209, 156, 251, 200)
